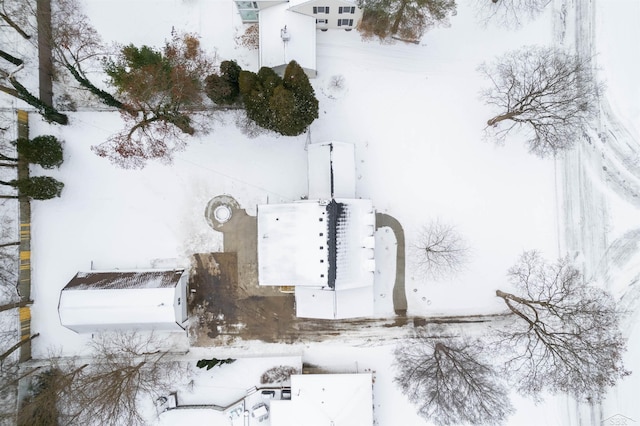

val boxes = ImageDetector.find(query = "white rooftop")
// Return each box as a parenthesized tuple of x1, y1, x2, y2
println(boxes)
(258, 199, 374, 289)
(258, 201, 330, 288)
(270, 373, 373, 426)
(259, 1, 316, 74)
(58, 270, 188, 333)
(308, 141, 357, 199)
(257, 198, 375, 319)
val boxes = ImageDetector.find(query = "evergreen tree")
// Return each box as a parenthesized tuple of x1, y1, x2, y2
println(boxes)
(283, 61, 319, 135)
(205, 60, 242, 105)
(239, 61, 318, 136)
(0, 177, 64, 200)
(16, 136, 64, 169)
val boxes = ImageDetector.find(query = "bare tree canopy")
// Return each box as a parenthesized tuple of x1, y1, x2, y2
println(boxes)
(412, 220, 469, 279)
(49, 0, 128, 111)
(474, 0, 551, 28)
(479, 46, 600, 157)
(496, 251, 630, 401)
(0, 0, 35, 39)
(57, 332, 188, 426)
(394, 333, 513, 426)
(357, 0, 456, 42)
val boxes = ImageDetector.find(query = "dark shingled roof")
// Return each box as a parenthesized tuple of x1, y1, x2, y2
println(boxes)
(63, 270, 185, 291)
(326, 199, 346, 290)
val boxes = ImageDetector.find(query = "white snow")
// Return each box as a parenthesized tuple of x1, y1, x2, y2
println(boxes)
(5, 0, 637, 423)
(270, 373, 373, 426)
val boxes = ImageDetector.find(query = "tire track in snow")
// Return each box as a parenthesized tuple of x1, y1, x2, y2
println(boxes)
(560, 0, 640, 423)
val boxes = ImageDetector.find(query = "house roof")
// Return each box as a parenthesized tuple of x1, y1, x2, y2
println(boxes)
(58, 269, 187, 333)
(63, 269, 185, 290)
(259, 1, 316, 74)
(258, 199, 374, 290)
(294, 285, 374, 319)
(308, 141, 357, 200)
(270, 373, 373, 426)
(258, 198, 375, 319)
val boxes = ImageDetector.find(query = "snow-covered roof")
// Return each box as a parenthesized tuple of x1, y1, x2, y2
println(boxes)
(58, 270, 188, 333)
(308, 141, 357, 199)
(258, 199, 374, 290)
(258, 201, 330, 287)
(259, 1, 316, 75)
(294, 285, 374, 319)
(270, 373, 373, 426)
(62, 269, 184, 290)
(258, 198, 374, 319)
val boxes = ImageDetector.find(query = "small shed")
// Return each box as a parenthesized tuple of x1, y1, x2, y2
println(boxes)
(58, 269, 188, 333)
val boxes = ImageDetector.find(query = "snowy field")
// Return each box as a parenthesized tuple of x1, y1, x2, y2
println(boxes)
(18, 0, 640, 424)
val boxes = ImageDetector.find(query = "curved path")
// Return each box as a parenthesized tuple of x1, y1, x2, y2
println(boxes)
(375, 213, 407, 316)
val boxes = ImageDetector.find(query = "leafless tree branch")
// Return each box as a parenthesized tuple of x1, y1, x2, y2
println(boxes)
(496, 250, 630, 401)
(479, 46, 601, 157)
(394, 331, 513, 425)
(411, 219, 470, 279)
(473, 0, 551, 28)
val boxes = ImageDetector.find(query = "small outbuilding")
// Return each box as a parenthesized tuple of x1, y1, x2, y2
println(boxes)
(58, 269, 188, 333)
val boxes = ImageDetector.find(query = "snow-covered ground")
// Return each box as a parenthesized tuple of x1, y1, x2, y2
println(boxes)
(14, 0, 639, 424)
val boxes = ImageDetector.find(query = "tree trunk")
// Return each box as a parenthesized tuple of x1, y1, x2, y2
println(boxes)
(487, 111, 521, 126)
(0, 334, 39, 365)
(390, 0, 409, 35)
(0, 12, 31, 39)
(0, 299, 31, 312)
(37, 0, 53, 107)
(496, 289, 538, 328)
(8, 77, 68, 125)
(0, 152, 18, 162)
(0, 367, 41, 393)
(495, 289, 530, 304)
(0, 49, 23, 66)
(0, 83, 21, 98)
(63, 62, 134, 115)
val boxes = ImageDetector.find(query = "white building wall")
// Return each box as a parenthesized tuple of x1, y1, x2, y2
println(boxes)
(289, 0, 362, 30)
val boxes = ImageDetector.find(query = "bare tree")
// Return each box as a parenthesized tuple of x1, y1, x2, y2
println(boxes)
(394, 332, 513, 426)
(17, 365, 84, 426)
(412, 220, 469, 279)
(496, 251, 630, 401)
(0, 200, 19, 303)
(0, 310, 39, 425)
(91, 116, 191, 169)
(474, 0, 551, 28)
(479, 46, 600, 157)
(61, 331, 189, 426)
(0, 0, 34, 39)
(357, 0, 456, 43)
(49, 0, 130, 112)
